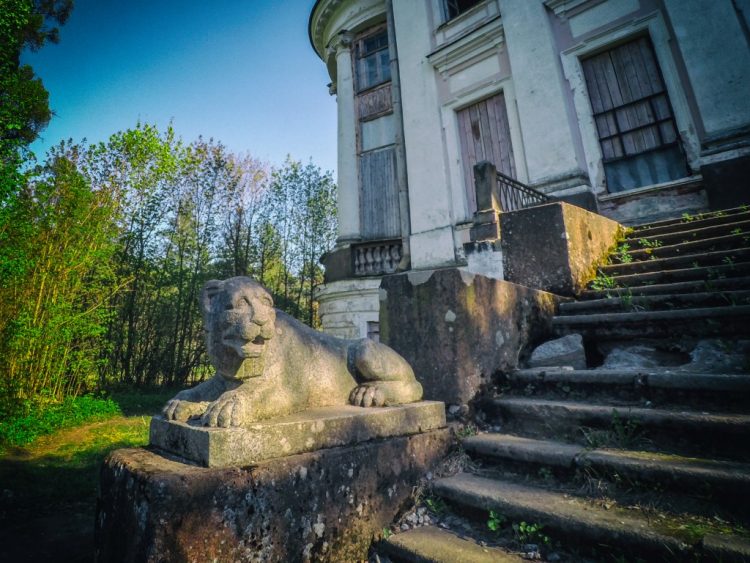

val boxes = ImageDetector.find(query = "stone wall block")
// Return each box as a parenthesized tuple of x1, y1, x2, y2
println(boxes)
(379, 268, 561, 405)
(501, 202, 622, 296)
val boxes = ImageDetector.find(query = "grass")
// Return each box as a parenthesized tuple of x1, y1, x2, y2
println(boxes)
(0, 388, 174, 525)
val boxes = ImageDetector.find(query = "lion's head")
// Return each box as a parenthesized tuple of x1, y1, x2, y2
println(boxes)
(200, 277, 277, 381)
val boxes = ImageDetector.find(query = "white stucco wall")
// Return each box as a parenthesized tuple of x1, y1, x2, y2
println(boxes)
(664, 0, 750, 140)
(501, 0, 588, 190)
(392, 0, 458, 269)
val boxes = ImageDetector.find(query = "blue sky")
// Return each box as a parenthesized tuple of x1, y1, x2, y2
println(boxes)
(23, 0, 338, 173)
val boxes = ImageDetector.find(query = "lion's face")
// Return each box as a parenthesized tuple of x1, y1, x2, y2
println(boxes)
(201, 277, 276, 380)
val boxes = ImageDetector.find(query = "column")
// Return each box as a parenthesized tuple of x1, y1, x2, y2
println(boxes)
(328, 31, 360, 243)
(501, 0, 588, 190)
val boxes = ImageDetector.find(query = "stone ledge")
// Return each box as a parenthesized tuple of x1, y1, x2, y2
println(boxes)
(150, 401, 446, 468)
(96, 430, 452, 562)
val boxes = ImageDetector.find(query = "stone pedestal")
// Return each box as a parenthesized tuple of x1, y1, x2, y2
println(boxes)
(150, 402, 445, 468)
(96, 404, 450, 562)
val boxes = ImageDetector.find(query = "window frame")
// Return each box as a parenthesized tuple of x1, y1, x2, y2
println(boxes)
(354, 26, 391, 94)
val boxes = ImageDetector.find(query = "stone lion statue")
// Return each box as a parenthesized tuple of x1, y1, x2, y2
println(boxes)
(162, 276, 423, 427)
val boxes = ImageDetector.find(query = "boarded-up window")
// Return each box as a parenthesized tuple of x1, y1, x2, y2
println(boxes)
(581, 36, 688, 192)
(360, 147, 400, 239)
(457, 92, 516, 212)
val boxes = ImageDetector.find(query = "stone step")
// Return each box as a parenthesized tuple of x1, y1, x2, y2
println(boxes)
(509, 368, 750, 394)
(462, 433, 750, 501)
(599, 247, 750, 277)
(627, 218, 750, 248)
(580, 275, 750, 300)
(559, 290, 750, 314)
(614, 232, 748, 264)
(552, 304, 750, 339)
(631, 208, 750, 238)
(376, 525, 522, 563)
(486, 397, 750, 460)
(434, 473, 723, 561)
(604, 261, 750, 289)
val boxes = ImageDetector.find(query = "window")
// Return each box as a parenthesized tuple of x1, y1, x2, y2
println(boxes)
(445, 0, 483, 20)
(355, 29, 391, 92)
(581, 36, 688, 192)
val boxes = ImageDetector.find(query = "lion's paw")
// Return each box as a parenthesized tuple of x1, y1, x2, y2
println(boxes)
(201, 391, 251, 427)
(349, 384, 386, 408)
(163, 399, 208, 422)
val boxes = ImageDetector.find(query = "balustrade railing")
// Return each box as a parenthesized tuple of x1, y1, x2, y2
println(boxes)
(353, 240, 402, 276)
(473, 161, 550, 214)
(495, 170, 550, 211)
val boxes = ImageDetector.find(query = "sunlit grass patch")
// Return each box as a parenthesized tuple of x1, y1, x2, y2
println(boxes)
(0, 415, 151, 518)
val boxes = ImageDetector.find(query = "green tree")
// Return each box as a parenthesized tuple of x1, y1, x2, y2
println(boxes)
(0, 0, 73, 162)
(0, 142, 121, 408)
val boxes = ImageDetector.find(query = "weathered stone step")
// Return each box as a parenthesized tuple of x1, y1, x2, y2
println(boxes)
(552, 304, 750, 339)
(580, 275, 750, 300)
(601, 261, 750, 290)
(631, 208, 750, 238)
(600, 247, 750, 277)
(435, 473, 750, 561)
(628, 217, 750, 247)
(509, 368, 750, 394)
(462, 433, 750, 501)
(486, 397, 750, 460)
(376, 525, 522, 562)
(614, 232, 748, 264)
(560, 290, 750, 314)
(434, 473, 697, 560)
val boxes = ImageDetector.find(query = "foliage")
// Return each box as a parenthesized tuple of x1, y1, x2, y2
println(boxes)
(513, 521, 551, 545)
(0, 120, 337, 414)
(424, 496, 447, 514)
(487, 509, 506, 532)
(590, 270, 618, 291)
(0, 394, 121, 447)
(0, 0, 73, 165)
(0, 147, 122, 407)
(614, 242, 632, 264)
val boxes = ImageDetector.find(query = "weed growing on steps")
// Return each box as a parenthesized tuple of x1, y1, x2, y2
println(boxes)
(590, 271, 618, 291)
(513, 521, 551, 546)
(580, 409, 645, 449)
(610, 242, 633, 264)
(487, 510, 506, 532)
(455, 423, 478, 438)
(638, 238, 663, 249)
(424, 496, 447, 515)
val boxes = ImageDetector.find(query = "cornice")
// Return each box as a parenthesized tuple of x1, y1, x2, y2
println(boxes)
(309, 0, 348, 60)
(544, 0, 592, 17)
(427, 16, 504, 77)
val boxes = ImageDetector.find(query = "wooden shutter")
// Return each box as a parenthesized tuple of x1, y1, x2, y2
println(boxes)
(581, 36, 687, 191)
(457, 92, 516, 212)
(360, 147, 400, 239)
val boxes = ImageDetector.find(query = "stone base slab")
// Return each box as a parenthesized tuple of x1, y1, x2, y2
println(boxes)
(150, 401, 446, 468)
(96, 429, 452, 562)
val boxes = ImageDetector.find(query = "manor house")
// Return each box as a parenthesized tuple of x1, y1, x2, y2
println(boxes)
(309, 0, 750, 338)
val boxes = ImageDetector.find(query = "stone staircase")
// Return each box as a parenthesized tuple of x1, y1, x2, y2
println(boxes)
(376, 208, 750, 562)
